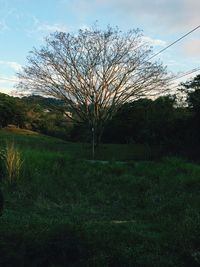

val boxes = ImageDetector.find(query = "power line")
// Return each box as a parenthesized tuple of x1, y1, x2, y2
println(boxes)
(170, 67, 200, 82)
(133, 24, 200, 88)
(169, 68, 200, 91)
(172, 68, 200, 83)
(145, 67, 200, 98)
(145, 24, 200, 91)
(148, 24, 200, 61)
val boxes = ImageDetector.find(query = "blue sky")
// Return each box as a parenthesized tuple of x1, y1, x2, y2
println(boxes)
(0, 0, 200, 94)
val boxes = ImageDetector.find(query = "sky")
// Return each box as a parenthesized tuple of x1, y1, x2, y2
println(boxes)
(0, 0, 200, 95)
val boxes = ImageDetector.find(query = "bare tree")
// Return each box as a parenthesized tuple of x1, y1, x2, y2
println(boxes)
(17, 26, 169, 146)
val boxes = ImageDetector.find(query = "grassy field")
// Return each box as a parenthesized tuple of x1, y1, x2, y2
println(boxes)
(0, 129, 200, 266)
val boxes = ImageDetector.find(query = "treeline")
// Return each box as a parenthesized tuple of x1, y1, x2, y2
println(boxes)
(1, 74, 200, 159)
(72, 74, 200, 159)
(102, 97, 193, 157)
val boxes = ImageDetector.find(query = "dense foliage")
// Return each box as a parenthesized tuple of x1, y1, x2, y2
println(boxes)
(0, 93, 25, 128)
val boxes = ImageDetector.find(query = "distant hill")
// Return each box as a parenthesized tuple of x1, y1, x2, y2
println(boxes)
(20, 95, 69, 111)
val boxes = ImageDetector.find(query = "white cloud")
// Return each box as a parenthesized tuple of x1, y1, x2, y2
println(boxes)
(0, 75, 19, 94)
(24, 16, 69, 41)
(112, 0, 200, 31)
(33, 17, 68, 35)
(36, 22, 67, 34)
(0, 61, 22, 72)
(71, 0, 200, 32)
(142, 36, 166, 47)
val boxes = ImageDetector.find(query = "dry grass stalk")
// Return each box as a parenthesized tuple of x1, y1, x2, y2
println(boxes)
(4, 142, 23, 184)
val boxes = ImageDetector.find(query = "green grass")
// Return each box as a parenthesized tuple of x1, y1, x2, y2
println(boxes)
(0, 129, 200, 266)
(0, 128, 163, 161)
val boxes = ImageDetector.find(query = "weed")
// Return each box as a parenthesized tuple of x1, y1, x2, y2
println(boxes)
(3, 142, 23, 185)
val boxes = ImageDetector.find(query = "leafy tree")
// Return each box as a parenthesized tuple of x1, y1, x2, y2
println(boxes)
(181, 74, 200, 111)
(0, 93, 25, 128)
(102, 96, 176, 145)
(17, 26, 169, 145)
(180, 74, 200, 150)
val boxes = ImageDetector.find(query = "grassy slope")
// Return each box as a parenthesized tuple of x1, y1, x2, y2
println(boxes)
(0, 129, 200, 266)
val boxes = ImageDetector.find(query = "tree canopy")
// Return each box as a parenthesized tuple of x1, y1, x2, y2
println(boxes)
(0, 93, 25, 128)
(181, 74, 200, 111)
(17, 26, 169, 143)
